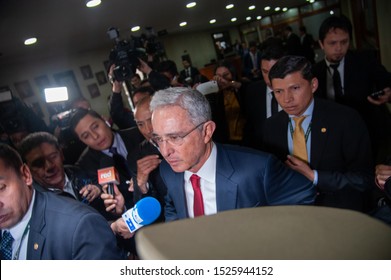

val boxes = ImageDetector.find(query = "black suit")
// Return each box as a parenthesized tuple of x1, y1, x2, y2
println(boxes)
(179, 66, 200, 86)
(263, 98, 374, 212)
(301, 33, 315, 63)
(312, 50, 391, 162)
(243, 80, 268, 150)
(76, 127, 144, 210)
(284, 32, 302, 56)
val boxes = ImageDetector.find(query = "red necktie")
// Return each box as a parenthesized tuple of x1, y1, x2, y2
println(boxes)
(190, 174, 204, 217)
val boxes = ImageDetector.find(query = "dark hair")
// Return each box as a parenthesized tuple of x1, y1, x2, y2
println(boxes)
(318, 15, 352, 42)
(261, 44, 286, 61)
(133, 86, 155, 97)
(214, 60, 238, 80)
(69, 108, 105, 134)
(0, 144, 24, 175)
(284, 26, 293, 32)
(156, 60, 178, 76)
(299, 26, 307, 33)
(18, 132, 60, 161)
(269, 55, 313, 82)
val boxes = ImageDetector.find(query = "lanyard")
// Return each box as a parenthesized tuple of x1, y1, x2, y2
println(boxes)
(289, 119, 312, 142)
(12, 221, 30, 260)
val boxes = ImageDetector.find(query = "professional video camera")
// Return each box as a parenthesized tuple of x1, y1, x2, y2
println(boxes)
(108, 27, 146, 82)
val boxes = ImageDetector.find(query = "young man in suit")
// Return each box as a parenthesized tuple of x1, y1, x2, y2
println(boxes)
(243, 44, 285, 150)
(263, 55, 374, 212)
(149, 87, 316, 221)
(0, 144, 122, 260)
(312, 15, 391, 163)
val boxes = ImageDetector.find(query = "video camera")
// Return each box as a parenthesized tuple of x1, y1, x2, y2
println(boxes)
(108, 27, 146, 82)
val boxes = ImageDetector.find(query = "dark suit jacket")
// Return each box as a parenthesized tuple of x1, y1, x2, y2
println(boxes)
(179, 66, 200, 85)
(301, 33, 315, 63)
(263, 98, 374, 211)
(312, 50, 391, 161)
(160, 143, 316, 221)
(243, 51, 261, 80)
(284, 32, 302, 56)
(76, 128, 144, 209)
(27, 190, 122, 259)
(243, 80, 268, 150)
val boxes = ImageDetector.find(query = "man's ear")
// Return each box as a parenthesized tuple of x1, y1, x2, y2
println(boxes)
(203, 121, 216, 143)
(21, 163, 33, 186)
(318, 39, 324, 50)
(311, 77, 319, 93)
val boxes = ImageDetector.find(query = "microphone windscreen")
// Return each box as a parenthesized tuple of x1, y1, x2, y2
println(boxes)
(135, 197, 161, 225)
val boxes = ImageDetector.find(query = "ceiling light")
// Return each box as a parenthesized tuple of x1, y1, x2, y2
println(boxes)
(209, 19, 216, 24)
(249, 5, 255, 10)
(246, 16, 252, 21)
(264, 6, 271, 11)
(231, 17, 237, 22)
(257, 16, 262, 20)
(226, 4, 234, 9)
(179, 22, 187, 27)
(309, 0, 315, 3)
(330, 10, 334, 15)
(24, 37, 37, 45)
(283, 7, 288, 12)
(186, 2, 197, 8)
(86, 0, 101, 8)
(275, 7, 281, 11)
(131, 26, 140, 32)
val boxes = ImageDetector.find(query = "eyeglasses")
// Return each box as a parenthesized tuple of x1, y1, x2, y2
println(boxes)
(152, 122, 206, 147)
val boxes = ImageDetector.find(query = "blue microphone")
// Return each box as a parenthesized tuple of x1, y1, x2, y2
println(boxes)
(122, 197, 161, 233)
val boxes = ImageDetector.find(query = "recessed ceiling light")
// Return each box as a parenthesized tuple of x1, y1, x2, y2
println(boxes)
(226, 4, 234, 9)
(283, 7, 288, 12)
(186, 2, 197, 8)
(131, 26, 140, 32)
(24, 37, 37, 45)
(264, 6, 271, 11)
(249, 5, 256, 10)
(246, 16, 252, 21)
(309, 0, 315, 3)
(275, 7, 281, 11)
(231, 17, 237, 22)
(179, 22, 187, 27)
(330, 10, 334, 15)
(86, 0, 101, 8)
(257, 16, 262, 20)
(209, 19, 216, 24)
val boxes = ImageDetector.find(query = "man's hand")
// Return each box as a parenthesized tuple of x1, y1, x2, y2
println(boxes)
(136, 154, 161, 194)
(367, 87, 391, 105)
(375, 164, 391, 190)
(285, 155, 315, 182)
(108, 64, 122, 92)
(79, 184, 101, 203)
(137, 58, 152, 75)
(110, 218, 135, 239)
(101, 184, 125, 215)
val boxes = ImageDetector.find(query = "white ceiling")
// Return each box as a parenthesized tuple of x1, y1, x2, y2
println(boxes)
(0, 0, 307, 66)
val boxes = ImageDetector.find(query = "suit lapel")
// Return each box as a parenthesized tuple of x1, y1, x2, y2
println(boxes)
(26, 191, 46, 260)
(170, 172, 189, 219)
(215, 144, 238, 211)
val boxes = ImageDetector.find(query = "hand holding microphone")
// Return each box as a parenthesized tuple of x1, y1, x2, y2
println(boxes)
(98, 165, 124, 214)
(101, 184, 125, 215)
(122, 197, 161, 233)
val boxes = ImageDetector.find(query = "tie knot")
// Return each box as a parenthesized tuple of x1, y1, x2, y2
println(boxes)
(109, 147, 118, 155)
(190, 174, 200, 189)
(293, 116, 306, 126)
(330, 63, 340, 70)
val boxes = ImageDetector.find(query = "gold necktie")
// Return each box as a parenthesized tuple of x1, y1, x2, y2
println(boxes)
(292, 116, 308, 162)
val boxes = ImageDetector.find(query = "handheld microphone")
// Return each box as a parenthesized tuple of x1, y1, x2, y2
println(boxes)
(98, 157, 120, 197)
(122, 197, 161, 233)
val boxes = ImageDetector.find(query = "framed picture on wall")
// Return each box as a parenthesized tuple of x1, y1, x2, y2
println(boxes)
(53, 70, 82, 98)
(87, 83, 100, 98)
(80, 65, 94, 80)
(14, 80, 35, 99)
(95, 71, 108, 85)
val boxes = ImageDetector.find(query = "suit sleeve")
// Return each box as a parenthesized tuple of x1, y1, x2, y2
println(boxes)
(264, 153, 316, 205)
(316, 112, 374, 193)
(71, 212, 124, 259)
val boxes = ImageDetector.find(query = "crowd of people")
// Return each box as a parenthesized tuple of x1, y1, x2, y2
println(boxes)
(1, 15, 391, 260)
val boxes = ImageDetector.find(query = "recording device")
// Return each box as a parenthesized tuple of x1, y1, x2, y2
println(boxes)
(196, 80, 219, 95)
(122, 197, 161, 233)
(97, 165, 120, 197)
(108, 27, 146, 82)
(370, 90, 385, 100)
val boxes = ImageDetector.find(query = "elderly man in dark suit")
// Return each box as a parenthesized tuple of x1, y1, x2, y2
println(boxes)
(0, 144, 122, 260)
(149, 87, 316, 222)
(263, 55, 374, 212)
